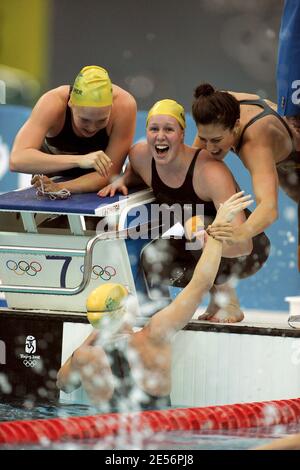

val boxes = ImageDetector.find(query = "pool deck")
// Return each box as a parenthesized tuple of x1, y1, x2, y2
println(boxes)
(0, 306, 298, 336)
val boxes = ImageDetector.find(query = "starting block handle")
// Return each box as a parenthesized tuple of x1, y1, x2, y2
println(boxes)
(0, 226, 133, 295)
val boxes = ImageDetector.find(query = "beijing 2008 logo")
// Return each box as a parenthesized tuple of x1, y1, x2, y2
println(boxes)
(19, 335, 41, 368)
(25, 335, 36, 354)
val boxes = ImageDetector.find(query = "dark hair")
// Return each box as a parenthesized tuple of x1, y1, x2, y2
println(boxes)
(192, 83, 240, 129)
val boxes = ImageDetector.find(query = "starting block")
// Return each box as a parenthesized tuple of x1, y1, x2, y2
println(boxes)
(0, 185, 155, 312)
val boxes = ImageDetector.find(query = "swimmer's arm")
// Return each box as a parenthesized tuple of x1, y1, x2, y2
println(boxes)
(98, 140, 149, 196)
(146, 236, 223, 343)
(41, 156, 134, 195)
(10, 92, 84, 174)
(98, 162, 144, 197)
(233, 144, 278, 240)
(56, 355, 81, 393)
(123, 162, 144, 186)
(59, 152, 142, 194)
(56, 330, 98, 393)
(128, 142, 152, 186)
(197, 161, 253, 257)
(104, 93, 137, 176)
(64, 95, 138, 194)
(51, 170, 122, 194)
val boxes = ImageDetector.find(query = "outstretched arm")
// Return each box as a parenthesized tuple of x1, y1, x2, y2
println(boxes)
(195, 158, 253, 257)
(146, 192, 253, 343)
(231, 143, 279, 242)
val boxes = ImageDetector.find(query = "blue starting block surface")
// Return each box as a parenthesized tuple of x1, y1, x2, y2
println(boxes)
(0, 184, 149, 216)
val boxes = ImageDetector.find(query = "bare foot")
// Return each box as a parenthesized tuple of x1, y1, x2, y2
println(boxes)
(197, 283, 244, 323)
(198, 304, 244, 323)
(202, 305, 244, 323)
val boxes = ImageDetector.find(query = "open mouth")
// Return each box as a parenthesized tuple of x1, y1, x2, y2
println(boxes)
(84, 131, 96, 137)
(155, 145, 169, 156)
(211, 150, 222, 156)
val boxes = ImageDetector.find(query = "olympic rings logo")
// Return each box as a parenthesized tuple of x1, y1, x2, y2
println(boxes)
(6, 260, 42, 277)
(23, 359, 36, 368)
(80, 264, 117, 281)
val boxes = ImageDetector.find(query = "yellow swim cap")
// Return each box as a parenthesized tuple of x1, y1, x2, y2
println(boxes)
(147, 99, 186, 129)
(86, 283, 128, 329)
(70, 65, 113, 107)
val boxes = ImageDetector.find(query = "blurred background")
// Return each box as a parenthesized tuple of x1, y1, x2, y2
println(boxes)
(0, 0, 298, 310)
(0, 0, 283, 108)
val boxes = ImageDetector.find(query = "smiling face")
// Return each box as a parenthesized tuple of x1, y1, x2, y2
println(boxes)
(70, 104, 111, 138)
(196, 122, 239, 160)
(147, 115, 184, 165)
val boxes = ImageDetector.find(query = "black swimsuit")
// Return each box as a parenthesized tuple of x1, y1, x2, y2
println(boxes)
(151, 148, 216, 226)
(103, 336, 171, 411)
(235, 98, 295, 154)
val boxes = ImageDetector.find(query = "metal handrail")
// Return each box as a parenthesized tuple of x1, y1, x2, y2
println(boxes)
(0, 226, 134, 295)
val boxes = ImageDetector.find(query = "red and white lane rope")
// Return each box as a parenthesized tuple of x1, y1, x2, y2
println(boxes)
(0, 398, 300, 445)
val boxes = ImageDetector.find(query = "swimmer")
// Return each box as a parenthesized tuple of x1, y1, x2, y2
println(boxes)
(57, 192, 252, 409)
(99, 99, 270, 323)
(10, 65, 136, 194)
(191, 83, 300, 268)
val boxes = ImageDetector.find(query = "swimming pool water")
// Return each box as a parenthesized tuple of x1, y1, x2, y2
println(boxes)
(1, 401, 299, 450)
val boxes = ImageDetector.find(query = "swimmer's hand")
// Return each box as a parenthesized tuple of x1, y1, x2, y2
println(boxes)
(207, 191, 253, 241)
(98, 175, 128, 197)
(214, 191, 253, 223)
(184, 216, 230, 245)
(206, 223, 233, 242)
(78, 150, 113, 177)
(31, 174, 62, 193)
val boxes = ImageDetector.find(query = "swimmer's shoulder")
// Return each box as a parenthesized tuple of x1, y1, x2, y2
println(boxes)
(112, 84, 137, 110)
(130, 140, 149, 158)
(193, 149, 232, 183)
(193, 147, 225, 168)
(33, 85, 69, 116)
(227, 91, 260, 101)
(226, 91, 276, 110)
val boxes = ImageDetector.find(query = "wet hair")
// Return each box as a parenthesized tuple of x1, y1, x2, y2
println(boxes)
(192, 83, 240, 130)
